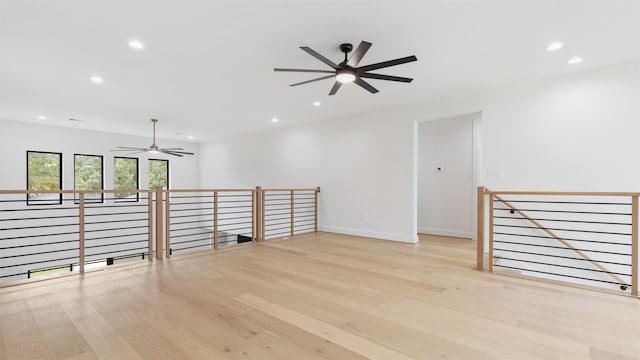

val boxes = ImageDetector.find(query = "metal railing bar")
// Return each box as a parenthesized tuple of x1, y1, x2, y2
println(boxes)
(170, 201, 213, 206)
(170, 231, 213, 239)
(495, 256, 632, 276)
(494, 264, 631, 286)
(170, 226, 213, 232)
(493, 248, 631, 266)
(494, 223, 631, 236)
(85, 247, 148, 259)
(493, 216, 631, 226)
(493, 240, 632, 256)
(85, 218, 149, 225)
(213, 215, 253, 221)
(492, 199, 631, 205)
(264, 220, 292, 227)
(494, 232, 631, 246)
(217, 205, 253, 209)
(85, 204, 149, 209)
(217, 226, 253, 233)
(265, 225, 292, 232)
(0, 207, 80, 212)
(171, 243, 212, 252)
(171, 237, 212, 246)
(0, 214, 79, 221)
(1, 223, 79, 231)
(0, 247, 79, 260)
(169, 207, 214, 212)
(265, 230, 292, 237)
(169, 219, 212, 226)
(84, 239, 148, 249)
(0, 231, 80, 241)
(494, 208, 631, 216)
(217, 219, 253, 226)
(0, 239, 78, 250)
(0, 256, 79, 269)
(85, 211, 149, 217)
(84, 225, 149, 233)
(170, 213, 214, 219)
(264, 215, 291, 221)
(85, 232, 148, 241)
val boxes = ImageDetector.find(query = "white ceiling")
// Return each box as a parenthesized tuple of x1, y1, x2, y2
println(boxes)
(1, 0, 639, 142)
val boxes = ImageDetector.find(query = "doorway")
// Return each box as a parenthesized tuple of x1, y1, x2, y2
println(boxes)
(415, 112, 481, 240)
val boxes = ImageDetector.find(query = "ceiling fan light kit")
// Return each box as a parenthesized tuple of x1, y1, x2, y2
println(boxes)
(111, 119, 195, 157)
(274, 40, 417, 95)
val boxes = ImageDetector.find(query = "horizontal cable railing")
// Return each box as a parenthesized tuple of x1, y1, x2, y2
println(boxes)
(477, 187, 638, 297)
(0, 186, 320, 284)
(261, 188, 319, 240)
(0, 190, 153, 283)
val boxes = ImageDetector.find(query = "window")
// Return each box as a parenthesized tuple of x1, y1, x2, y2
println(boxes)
(74, 154, 104, 203)
(27, 151, 62, 205)
(114, 157, 139, 201)
(148, 159, 169, 189)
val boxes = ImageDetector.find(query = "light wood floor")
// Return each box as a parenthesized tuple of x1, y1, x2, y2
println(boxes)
(1, 232, 639, 359)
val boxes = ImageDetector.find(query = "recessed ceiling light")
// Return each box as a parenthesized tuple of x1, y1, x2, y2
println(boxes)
(568, 57, 583, 65)
(271, 117, 279, 123)
(313, 101, 321, 106)
(128, 39, 144, 50)
(187, 135, 194, 140)
(90, 76, 104, 84)
(546, 42, 564, 52)
(37, 115, 47, 120)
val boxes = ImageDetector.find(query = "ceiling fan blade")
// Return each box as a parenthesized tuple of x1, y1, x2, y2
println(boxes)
(290, 75, 335, 87)
(159, 149, 185, 157)
(360, 73, 413, 83)
(357, 55, 417, 72)
(160, 149, 194, 155)
(328, 81, 342, 96)
(160, 147, 185, 151)
(114, 146, 148, 150)
(300, 46, 339, 69)
(274, 68, 335, 74)
(346, 41, 372, 67)
(354, 78, 379, 94)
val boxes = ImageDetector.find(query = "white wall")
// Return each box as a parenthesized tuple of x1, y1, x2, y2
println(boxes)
(198, 61, 640, 244)
(418, 114, 473, 238)
(0, 120, 199, 190)
(198, 110, 417, 243)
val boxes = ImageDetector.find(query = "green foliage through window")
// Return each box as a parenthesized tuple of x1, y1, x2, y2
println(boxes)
(27, 151, 62, 204)
(114, 157, 139, 200)
(74, 154, 103, 202)
(148, 159, 169, 189)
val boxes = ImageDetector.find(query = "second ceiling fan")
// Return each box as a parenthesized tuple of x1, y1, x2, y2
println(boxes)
(274, 41, 417, 95)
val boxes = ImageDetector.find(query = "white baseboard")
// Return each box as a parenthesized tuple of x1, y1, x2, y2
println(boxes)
(418, 227, 472, 239)
(318, 225, 418, 243)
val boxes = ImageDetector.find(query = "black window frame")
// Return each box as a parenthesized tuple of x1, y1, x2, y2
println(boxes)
(26, 150, 63, 205)
(113, 156, 140, 202)
(73, 153, 105, 204)
(148, 158, 169, 190)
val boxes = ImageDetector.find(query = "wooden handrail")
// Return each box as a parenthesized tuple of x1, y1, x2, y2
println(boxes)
(632, 196, 638, 297)
(490, 191, 640, 197)
(493, 194, 628, 286)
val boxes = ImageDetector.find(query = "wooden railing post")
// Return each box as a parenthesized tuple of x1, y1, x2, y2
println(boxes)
(155, 186, 163, 260)
(476, 186, 485, 271)
(255, 186, 262, 241)
(213, 191, 219, 249)
(632, 195, 638, 297)
(290, 190, 294, 237)
(147, 190, 153, 261)
(79, 192, 85, 273)
(252, 188, 257, 242)
(165, 190, 171, 258)
(488, 192, 494, 273)
(261, 189, 266, 241)
(315, 187, 320, 233)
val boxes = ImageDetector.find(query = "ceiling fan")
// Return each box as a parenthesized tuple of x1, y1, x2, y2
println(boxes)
(112, 119, 194, 157)
(274, 41, 417, 95)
